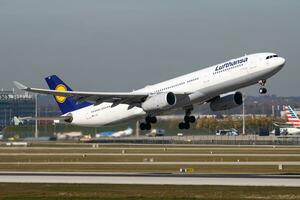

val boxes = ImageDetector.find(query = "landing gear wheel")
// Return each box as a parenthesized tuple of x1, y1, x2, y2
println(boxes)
(150, 116, 157, 124)
(140, 122, 151, 130)
(184, 122, 190, 129)
(179, 122, 190, 130)
(259, 88, 267, 94)
(189, 116, 196, 123)
(145, 116, 151, 124)
(145, 123, 151, 130)
(184, 116, 190, 123)
(145, 116, 157, 124)
(263, 88, 267, 94)
(184, 115, 196, 123)
(179, 122, 186, 130)
(140, 123, 146, 130)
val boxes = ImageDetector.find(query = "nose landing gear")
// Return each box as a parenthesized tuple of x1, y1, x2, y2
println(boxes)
(259, 87, 267, 94)
(258, 80, 267, 94)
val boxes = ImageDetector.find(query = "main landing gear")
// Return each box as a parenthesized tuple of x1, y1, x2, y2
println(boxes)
(258, 79, 267, 94)
(178, 109, 196, 130)
(140, 115, 157, 130)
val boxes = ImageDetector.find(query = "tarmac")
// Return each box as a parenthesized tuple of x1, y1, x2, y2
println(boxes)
(1, 153, 300, 157)
(1, 161, 300, 165)
(0, 172, 300, 186)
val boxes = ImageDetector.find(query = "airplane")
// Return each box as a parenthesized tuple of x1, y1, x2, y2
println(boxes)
(56, 132, 83, 140)
(273, 106, 300, 135)
(12, 116, 23, 126)
(96, 127, 133, 138)
(14, 52, 285, 130)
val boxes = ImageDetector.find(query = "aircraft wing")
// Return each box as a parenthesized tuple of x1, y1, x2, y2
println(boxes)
(13, 81, 189, 105)
(13, 81, 149, 105)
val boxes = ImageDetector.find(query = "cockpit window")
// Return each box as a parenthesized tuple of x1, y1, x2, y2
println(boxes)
(266, 54, 278, 59)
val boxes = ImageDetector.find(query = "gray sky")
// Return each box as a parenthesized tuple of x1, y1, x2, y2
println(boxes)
(0, 0, 299, 96)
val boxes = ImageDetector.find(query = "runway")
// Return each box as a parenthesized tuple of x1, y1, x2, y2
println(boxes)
(0, 172, 300, 186)
(1, 153, 300, 157)
(1, 161, 300, 165)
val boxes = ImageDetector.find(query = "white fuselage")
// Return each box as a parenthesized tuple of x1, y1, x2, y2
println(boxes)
(285, 127, 300, 135)
(68, 52, 285, 127)
(275, 127, 300, 135)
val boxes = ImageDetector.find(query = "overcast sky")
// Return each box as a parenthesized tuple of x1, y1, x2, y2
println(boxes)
(0, 0, 299, 96)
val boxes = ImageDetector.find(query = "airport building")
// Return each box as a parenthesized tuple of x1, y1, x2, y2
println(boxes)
(0, 90, 35, 129)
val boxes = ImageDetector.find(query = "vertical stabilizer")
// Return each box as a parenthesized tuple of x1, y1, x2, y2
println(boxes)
(45, 75, 92, 114)
(284, 105, 300, 127)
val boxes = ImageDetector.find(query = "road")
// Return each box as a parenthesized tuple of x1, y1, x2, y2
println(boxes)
(0, 172, 300, 186)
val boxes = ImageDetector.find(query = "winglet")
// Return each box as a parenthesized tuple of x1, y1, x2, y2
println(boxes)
(13, 81, 28, 90)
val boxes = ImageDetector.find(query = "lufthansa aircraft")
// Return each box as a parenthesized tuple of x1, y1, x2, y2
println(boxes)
(14, 52, 285, 130)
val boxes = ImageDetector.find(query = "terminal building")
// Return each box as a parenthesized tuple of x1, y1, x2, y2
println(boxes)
(0, 90, 35, 129)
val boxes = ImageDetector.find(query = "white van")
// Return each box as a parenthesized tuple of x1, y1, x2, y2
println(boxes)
(216, 129, 239, 136)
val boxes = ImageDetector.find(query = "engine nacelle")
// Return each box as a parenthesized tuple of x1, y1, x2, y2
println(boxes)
(64, 114, 73, 123)
(142, 92, 177, 112)
(210, 92, 243, 111)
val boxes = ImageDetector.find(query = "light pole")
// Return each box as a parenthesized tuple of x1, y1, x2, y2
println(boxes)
(4, 109, 6, 127)
(35, 94, 38, 139)
(136, 121, 140, 137)
(242, 93, 246, 135)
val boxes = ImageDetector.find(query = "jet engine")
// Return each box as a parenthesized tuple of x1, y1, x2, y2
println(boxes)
(210, 92, 243, 111)
(142, 92, 177, 112)
(64, 114, 73, 123)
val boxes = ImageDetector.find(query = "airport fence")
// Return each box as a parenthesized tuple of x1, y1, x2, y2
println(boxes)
(88, 135, 300, 146)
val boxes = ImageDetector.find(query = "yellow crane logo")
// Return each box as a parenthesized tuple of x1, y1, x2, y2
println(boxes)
(55, 84, 67, 103)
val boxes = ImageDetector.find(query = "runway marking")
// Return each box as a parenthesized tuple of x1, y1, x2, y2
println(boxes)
(1, 153, 300, 157)
(1, 147, 300, 150)
(1, 161, 300, 165)
(0, 172, 300, 186)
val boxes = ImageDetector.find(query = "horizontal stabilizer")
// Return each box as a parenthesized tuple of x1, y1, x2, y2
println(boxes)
(19, 116, 72, 121)
(13, 81, 28, 90)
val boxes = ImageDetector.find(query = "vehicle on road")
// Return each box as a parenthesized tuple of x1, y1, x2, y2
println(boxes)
(216, 129, 239, 136)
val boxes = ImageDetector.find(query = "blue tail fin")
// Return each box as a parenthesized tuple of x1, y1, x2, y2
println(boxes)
(45, 75, 92, 114)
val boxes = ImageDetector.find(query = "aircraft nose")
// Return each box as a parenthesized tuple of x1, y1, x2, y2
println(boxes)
(274, 57, 286, 70)
(278, 57, 286, 66)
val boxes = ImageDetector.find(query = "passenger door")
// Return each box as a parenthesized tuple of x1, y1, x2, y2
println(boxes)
(247, 57, 258, 74)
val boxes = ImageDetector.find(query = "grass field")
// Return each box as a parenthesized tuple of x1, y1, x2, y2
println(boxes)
(2, 155, 300, 162)
(0, 143, 300, 199)
(0, 183, 300, 200)
(1, 163, 300, 173)
(1, 143, 300, 173)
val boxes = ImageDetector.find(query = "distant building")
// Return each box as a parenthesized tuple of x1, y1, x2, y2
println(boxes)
(0, 90, 35, 129)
